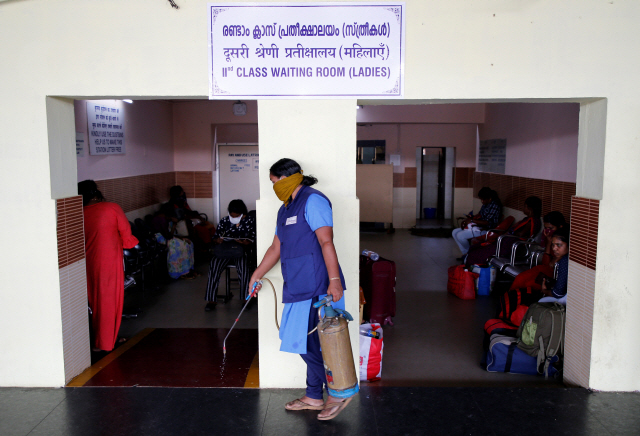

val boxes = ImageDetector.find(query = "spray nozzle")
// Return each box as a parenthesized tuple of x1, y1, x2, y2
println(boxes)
(313, 294, 333, 308)
(313, 295, 354, 321)
(246, 280, 262, 300)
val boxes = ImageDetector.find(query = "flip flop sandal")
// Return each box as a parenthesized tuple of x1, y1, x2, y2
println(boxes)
(317, 396, 353, 421)
(285, 399, 325, 411)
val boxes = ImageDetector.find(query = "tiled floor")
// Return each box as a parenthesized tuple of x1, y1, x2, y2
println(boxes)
(4, 230, 639, 434)
(360, 231, 562, 387)
(112, 230, 561, 388)
(2, 386, 638, 435)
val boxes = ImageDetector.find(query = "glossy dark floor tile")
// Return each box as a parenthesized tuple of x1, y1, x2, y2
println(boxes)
(366, 386, 493, 436)
(3, 386, 640, 436)
(583, 390, 640, 436)
(260, 388, 379, 436)
(0, 388, 68, 436)
(28, 388, 176, 436)
(471, 387, 609, 436)
(83, 328, 258, 387)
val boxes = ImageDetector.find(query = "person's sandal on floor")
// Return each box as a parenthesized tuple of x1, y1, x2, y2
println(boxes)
(317, 396, 353, 421)
(284, 398, 324, 411)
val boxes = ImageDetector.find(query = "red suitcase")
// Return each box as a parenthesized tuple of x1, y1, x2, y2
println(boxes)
(360, 255, 396, 325)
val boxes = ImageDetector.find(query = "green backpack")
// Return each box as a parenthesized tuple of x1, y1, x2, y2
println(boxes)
(516, 303, 565, 377)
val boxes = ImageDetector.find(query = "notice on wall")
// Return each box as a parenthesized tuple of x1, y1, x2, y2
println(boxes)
(219, 146, 260, 218)
(478, 139, 506, 174)
(228, 152, 259, 173)
(86, 101, 126, 155)
(76, 132, 85, 157)
(208, 2, 405, 99)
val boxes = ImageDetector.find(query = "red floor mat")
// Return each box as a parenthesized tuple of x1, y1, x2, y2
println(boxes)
(83, 328, 258, 388)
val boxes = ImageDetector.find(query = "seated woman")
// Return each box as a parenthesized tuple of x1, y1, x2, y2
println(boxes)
(465, 196, 542, 266)
(168, 185, 217, 244)
(157, 203, 197, 280)
(509, 211, 567, 290)
(495, 226, 570, 326)
(204, 199, 256, 311)
(538, 227, 570, 305)
(452, 187, 502, 256)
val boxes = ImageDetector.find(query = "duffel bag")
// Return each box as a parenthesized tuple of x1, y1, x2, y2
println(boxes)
(486, 334, 557, 376)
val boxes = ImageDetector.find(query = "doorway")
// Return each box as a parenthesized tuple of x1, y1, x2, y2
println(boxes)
(416, 147, 455, 221)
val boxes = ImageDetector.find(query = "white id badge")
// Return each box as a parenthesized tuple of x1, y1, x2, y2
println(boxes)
(286, 216, 297, 226)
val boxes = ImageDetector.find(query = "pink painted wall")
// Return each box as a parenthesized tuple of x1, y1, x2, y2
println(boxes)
(75, 100, 174, 181)
(172, 100, 258, 171)
(479, 103, 579, 182)
(357, 103, 485, 124)
(357, 123, 477, 171)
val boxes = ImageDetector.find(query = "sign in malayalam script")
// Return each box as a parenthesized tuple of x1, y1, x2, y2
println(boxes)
(86, 101, 126, 155)
(208, 2, 405, 98)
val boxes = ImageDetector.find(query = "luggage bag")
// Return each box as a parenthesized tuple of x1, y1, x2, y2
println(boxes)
(485, 334, 558, 376)
(360, 255, 396, 325)
(447, 265, 478, 300)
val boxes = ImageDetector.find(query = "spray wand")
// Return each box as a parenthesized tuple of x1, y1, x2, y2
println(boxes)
(223, 280, 261, 355)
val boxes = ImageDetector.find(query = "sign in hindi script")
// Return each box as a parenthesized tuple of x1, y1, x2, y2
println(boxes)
(208, 2, 405, 99)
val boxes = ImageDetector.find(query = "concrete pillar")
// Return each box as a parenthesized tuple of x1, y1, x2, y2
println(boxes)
(256, 100, 359, 388)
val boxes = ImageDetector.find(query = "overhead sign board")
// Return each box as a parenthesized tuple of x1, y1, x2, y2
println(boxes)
(208, 2, 405, 99)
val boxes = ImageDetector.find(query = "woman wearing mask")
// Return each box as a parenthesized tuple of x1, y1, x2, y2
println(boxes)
(78, 180, 138, 353)
(203, 199, 255, 310)
(248, 158, 351, 421)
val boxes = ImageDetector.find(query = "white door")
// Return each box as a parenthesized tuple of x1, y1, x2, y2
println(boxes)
(218, 144, 259, 218)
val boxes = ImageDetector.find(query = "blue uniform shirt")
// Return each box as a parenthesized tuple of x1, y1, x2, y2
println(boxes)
(275, 187, 346, 354)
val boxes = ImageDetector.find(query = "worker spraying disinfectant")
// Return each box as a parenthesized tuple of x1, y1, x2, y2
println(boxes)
(238, 158, 355, 420)
(224, 280, 359, 404)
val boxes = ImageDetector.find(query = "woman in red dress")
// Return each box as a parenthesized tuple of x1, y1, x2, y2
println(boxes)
(79, 180, 138, 352)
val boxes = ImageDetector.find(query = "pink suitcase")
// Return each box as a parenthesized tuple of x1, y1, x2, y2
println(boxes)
(360, 255, 396, 325)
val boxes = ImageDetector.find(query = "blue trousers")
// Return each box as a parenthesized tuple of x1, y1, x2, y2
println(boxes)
(300, 296, 326, 400)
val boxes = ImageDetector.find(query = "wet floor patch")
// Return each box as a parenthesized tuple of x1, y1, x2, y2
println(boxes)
(73, 328, 258, 388)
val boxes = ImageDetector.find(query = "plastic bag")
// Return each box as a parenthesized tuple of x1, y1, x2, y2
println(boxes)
(447, 265, 478, 300)
(359, 323, 384, 382)
(471, 264, 497, 296)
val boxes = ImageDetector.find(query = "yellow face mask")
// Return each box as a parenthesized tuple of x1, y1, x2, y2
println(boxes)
(273, 173, 303, 206)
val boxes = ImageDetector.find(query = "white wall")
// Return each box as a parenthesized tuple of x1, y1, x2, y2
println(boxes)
(173, 101, 259, 172)
(75, 100, 174, 181)
(479, 103, 579, 182)
(1, 0, 640, 390)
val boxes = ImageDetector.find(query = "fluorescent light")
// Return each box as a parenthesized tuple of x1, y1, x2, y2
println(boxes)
(123, 99, 133, 104)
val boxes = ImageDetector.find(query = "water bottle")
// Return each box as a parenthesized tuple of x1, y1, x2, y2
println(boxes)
(362, 249, 380, 261)
(359, 326, 381, 339)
